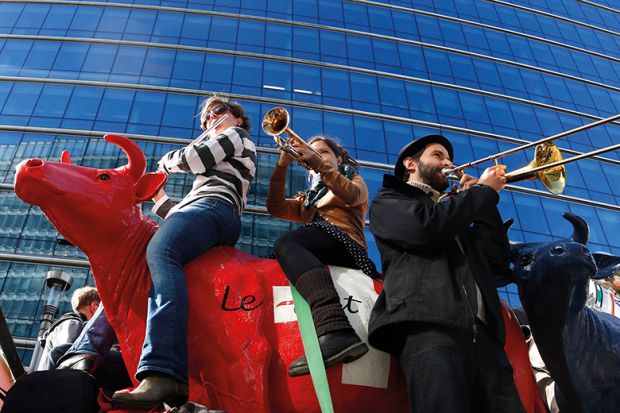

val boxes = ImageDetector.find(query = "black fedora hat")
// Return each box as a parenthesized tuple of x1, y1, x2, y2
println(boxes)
(394, 134, 454, 178)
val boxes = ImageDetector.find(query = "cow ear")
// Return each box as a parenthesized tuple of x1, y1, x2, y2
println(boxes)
(134, 172, 167, 202)
(592, 252, 620, 280)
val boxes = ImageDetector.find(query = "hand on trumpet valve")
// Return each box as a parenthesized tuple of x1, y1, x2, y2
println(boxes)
(288, 137, 315, 162)
(277, 148, 296, 168)
(478, 164, 507, 192)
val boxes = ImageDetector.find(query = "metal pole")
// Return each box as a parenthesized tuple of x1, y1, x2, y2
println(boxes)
(28, 270, 72, 372)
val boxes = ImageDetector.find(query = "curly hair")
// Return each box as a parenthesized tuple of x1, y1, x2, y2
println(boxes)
(307, 135, 359, 170)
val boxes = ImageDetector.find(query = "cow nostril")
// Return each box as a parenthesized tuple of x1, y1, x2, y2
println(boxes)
(550, 245, 565, 255)
(25, 159, 43, 168)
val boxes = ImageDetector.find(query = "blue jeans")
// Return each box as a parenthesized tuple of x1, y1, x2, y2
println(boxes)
(62, 304, 114, 363)
(136, 198, 241, 383)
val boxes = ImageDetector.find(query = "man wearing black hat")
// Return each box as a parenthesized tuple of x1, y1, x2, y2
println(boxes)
(368, 135, 524, 412)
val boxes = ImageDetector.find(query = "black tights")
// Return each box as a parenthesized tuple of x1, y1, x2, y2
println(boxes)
(274, 226, 356, 284)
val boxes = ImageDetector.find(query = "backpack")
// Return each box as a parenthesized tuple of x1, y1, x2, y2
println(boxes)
(1, 369, 99, 413)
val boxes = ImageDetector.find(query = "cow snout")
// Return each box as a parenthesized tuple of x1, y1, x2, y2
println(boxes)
(24, 158, 44, 168)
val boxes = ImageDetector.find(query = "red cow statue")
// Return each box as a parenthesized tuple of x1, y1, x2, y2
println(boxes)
(14, 134, 543, 413)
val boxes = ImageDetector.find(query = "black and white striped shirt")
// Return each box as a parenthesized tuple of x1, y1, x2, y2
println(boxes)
(153, 126, 256, 218)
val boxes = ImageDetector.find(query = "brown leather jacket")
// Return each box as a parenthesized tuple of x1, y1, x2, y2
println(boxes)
(266, 154, 369, 249)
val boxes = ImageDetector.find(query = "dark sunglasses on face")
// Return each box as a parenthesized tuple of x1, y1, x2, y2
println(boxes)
(204, 103, 230, 122)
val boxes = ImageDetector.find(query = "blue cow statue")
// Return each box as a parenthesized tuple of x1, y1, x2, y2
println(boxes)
(509, 213, 620, 413)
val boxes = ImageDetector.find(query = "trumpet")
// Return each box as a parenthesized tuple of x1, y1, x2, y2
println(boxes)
(261, 107, 321, 170)
(441, 113, 620, 195)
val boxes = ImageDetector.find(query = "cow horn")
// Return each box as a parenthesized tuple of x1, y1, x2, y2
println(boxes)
(104, 134, 146, 182)
(60, 150, 72, 165)
(563, 212, 589, 244)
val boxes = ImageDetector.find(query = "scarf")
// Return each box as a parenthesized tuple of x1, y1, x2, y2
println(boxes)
(303, 164, 356, 208)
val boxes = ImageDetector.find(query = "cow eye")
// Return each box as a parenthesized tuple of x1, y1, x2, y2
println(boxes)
(97, 173, 110, 181)
(551, 245, 565, 255)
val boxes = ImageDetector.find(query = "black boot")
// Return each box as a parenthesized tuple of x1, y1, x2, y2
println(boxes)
(289, 329, 368, 377)
(111, 372, 189, 409)
(57, 353, 98, 374)
(288, 267, 368, 377)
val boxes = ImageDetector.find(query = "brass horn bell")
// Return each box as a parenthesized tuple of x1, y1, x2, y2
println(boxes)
(505, 142, 566, 194)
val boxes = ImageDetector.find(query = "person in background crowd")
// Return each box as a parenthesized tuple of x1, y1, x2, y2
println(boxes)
(38, 286, 100, 371)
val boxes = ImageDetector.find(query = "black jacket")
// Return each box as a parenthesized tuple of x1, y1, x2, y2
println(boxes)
(368, 175, 511, 353)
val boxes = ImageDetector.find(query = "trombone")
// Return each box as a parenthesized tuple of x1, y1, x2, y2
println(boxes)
(262, 107, 321, 170)
(442, 113, 620, 195)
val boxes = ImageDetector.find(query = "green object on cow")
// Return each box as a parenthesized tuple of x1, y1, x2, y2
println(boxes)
(291, 285, 335, 413)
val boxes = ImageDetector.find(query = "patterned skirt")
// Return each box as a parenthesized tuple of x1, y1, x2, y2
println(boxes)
(303, 216, 379, 279)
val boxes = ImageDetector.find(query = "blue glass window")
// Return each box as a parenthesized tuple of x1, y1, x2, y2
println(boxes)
(233, 57, 263, 87)
(346, 36, 373, 65)
(368, 7, 393, 35)
(0, 41, 32, 76)
(405, 83, 436, 121)
(416, 15, 442, 42)
(23, 41, 59, 71)
(161, 94, 198, 128)
(129, 92, 166, 126)
(321, 69, 350, 104)
(97, 8, 129, 33)
(180, 14, 210, 43)
(292, 65, 320, 102)
(448, 54, 478, 83)
(323, 112, 354, 149)
(485, 98, 516, 131)
(172, 51, 204, 81)
(459, 93, 491, 130)
(263, 60, 291, 94)
(265, 24, 292, 53)
(52, 43, 89, 72)
(472, 60, 502, 90)
(293, 26, 319, 58)
(238, 20, 265, 47)
(424, 49, 453, 79)
(350, 73, 379, 105)
(2, 83, 43, 116)
(112, 46, 146, 76)
(203, 54, 234, 88)
(42, 5, 76, 30)
(432, 87, 463, 122)
(97, 89, 135, 123)
(82, 44, 117, 74)
(153, 11, 184, 38)
(0, 3, 24, 28)
(69, 6, 102, 32)
(33, 85, 72, 118)
(16, 4, 50, 29)
(65, 88, 104, 120)
(398, 45, 427, 78)
(373, 39, 400, 70)
(209, 17, 238, 47)
(354, 117, 386, 153)
(510, 104, 541, 135)
(319, 31, 345, 59)
(126, 10, 156, 35)
(142, 48, 175, 79)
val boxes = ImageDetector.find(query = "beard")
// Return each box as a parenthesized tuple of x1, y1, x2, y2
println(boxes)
(418, 160, 450, 192)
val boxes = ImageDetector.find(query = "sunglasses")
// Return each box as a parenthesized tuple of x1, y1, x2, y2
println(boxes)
(203, 103, 230, 122)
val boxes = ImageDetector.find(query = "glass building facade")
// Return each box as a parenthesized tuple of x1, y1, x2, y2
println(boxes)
(0, 0, 618, 362)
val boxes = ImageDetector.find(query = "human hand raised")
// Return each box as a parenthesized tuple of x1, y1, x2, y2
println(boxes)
(478, 165, 507, 192)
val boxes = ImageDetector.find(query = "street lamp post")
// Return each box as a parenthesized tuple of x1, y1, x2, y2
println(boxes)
(28, 270, 72, 372)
